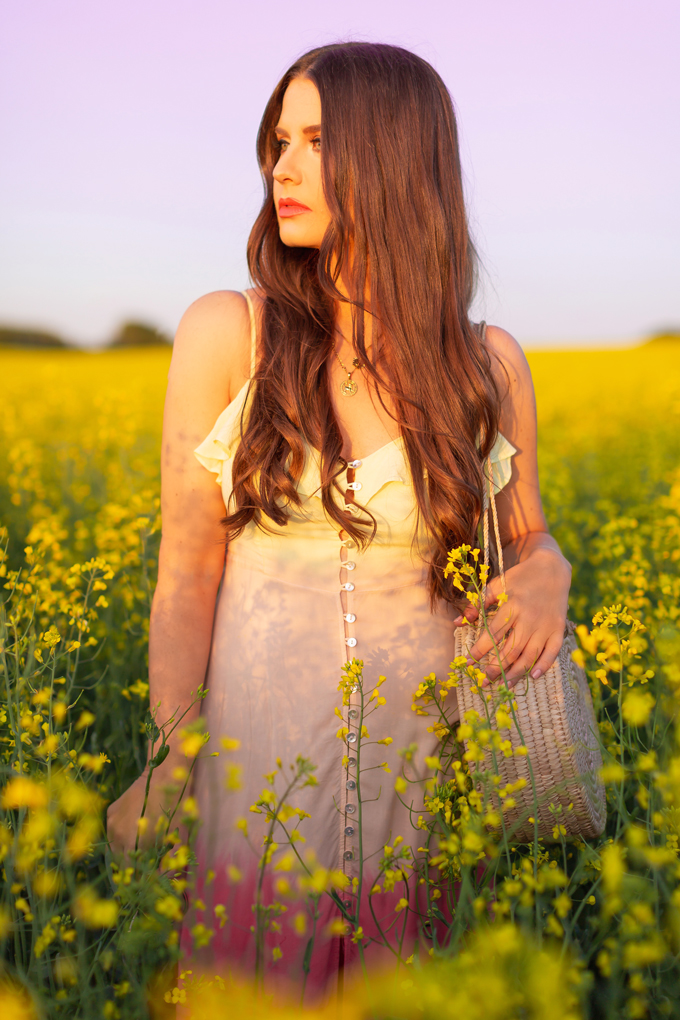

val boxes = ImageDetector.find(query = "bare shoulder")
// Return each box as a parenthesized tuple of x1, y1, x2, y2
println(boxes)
(482, 324, 537, 445)
(483, 325, 532, 396)
(170, 289, 255, 404)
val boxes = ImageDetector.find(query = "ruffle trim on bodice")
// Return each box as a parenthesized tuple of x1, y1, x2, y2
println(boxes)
(297, 439, 411, 505)
(486, 432, 516, 493)
(194, 380, 252, 494)
(194, 381, 517, 504)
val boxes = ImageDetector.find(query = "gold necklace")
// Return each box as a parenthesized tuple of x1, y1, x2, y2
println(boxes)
(333, 343, 365, 397)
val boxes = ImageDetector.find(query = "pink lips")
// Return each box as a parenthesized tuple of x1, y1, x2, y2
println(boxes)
(278, 198, 311, 218)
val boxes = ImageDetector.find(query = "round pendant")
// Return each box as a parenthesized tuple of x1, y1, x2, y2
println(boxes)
(340, 378, 358, 397)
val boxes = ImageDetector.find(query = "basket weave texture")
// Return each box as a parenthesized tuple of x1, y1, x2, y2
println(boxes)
(455, 621, 606, 842)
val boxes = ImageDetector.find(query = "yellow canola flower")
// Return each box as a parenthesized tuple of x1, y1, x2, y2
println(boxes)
(74, 710, 95, 731)
(77, 752, 110, 773)
(191, 924, 214, 949)
(599, 762, 626, 784)
(155, 896, 183, 921)
(182, 797, 199, 820)
(0, 981, 36, 1020)
(73, 887, 119, 929)
(66, 816, 101, 862)
(601, 844, 625, 897)
(57, 777, 103, 818)
(622, 936, 667, 969)
(162, 844, 191, 871)
(33, 870, 62, 898)
(1, 777, 48, 810)
(180, 731, 209, 758)
(622, 689, 656, 727)
(51, 702, 68, 724)
(37, 734, 59, 756)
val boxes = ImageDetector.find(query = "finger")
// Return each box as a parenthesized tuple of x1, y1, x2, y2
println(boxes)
(453, 603, 479, 626)
(480, 629, 526, 684)
(527, 635, 563, 680)
(453, 575, 504, 627)
(483, 577, 505, 609)
(467, 606, 515, 663)
(503, 642, 544, 685)
(503, 634, 563, 689)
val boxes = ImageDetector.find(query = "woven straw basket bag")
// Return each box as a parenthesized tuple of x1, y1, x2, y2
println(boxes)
(454, 462, 606, 842)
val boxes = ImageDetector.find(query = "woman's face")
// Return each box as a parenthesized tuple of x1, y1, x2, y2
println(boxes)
(273, 78, 331, 248)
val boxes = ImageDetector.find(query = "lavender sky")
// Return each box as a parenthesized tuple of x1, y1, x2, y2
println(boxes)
(1, 0, 678, 346)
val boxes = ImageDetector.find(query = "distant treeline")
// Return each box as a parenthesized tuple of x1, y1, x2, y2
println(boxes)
(0, 321, 172, 349)
(647, 327, 680, 343)
(1, 321, 679, 351)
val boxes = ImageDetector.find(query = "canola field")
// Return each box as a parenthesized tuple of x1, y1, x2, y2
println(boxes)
(1, 341, 680, 1019)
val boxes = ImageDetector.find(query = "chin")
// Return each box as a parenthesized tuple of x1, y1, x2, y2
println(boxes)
(277, 221, 323, 249)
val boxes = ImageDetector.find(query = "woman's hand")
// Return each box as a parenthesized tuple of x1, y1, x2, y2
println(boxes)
(455, 544, 572, 687)
(106, 755, 186, 858)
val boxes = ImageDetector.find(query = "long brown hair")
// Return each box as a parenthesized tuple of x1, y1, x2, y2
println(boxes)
(226, 42, 502, 605)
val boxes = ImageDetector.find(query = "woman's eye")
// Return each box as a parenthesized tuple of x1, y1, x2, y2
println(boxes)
(275, 138, 289, 153)
(311, 136, 321, 152)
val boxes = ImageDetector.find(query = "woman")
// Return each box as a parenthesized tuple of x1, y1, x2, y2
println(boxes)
(108, 42, 571, 988)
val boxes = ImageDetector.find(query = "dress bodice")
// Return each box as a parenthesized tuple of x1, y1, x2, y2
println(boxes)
(194, 382, 515, 600)
(193, 292, 516, 585)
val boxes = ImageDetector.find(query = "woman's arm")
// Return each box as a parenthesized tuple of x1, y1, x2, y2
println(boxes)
(106, 290, 253, 854)
(463, 325, 572, 686)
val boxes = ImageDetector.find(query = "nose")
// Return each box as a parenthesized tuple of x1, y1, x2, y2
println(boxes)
(273, 145, 302, 186)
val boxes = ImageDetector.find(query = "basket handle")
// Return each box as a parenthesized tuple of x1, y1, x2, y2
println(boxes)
(482, 457, 506, 600)
(479, 319, 506, 604)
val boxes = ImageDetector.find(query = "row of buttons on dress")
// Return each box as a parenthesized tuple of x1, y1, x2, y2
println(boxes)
(340, 459, 362, 891)
(340, 458, 363, 648)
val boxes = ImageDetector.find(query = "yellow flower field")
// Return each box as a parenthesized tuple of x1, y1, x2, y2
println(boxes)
(1, 339, 680, 1019)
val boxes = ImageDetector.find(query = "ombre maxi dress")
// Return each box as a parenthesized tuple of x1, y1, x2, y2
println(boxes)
(189, 292, 515, 987)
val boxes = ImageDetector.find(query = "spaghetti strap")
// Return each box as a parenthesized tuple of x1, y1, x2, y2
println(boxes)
(242, 291, 257, 377)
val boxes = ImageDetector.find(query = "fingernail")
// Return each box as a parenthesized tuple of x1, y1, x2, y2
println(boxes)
(453, 616, 463, 626)
(531, 668, 542, 680)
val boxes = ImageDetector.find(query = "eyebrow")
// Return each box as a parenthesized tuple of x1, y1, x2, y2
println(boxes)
(274, 124, 321, 138)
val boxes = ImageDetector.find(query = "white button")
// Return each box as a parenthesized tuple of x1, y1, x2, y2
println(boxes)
(346, 732, 357, 744)
(347, 482, 362, 491)
(342, 582, 355, 592)
(348, 460, 362, 469)
(344, 504, 361, 515)
(345, 637, 357, 648)
(343, 613, 356, 623)
(343, 561, 356, 571)
(345, 804, 356, 814)
(348, 709, 358, 719)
